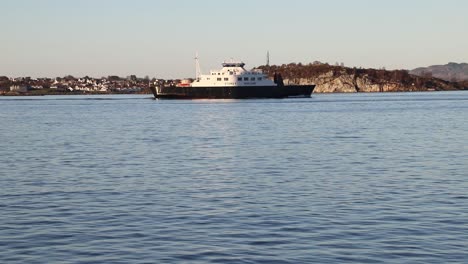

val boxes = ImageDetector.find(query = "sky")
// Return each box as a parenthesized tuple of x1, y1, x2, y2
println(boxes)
(1, 0, 467, 78)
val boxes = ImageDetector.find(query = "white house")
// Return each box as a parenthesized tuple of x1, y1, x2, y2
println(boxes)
(10, 85, 28, 93)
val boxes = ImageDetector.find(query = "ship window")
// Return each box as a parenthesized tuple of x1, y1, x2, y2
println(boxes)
(229, 71, 233, 75)
(244, 77, 249, 81)
(218, 73, 220, 75)
(251, 77, 255, 81)
(258, 77, 262, 81)
(238, 77, 242, 81)
(217, 78, 222, 81)
(224, 78, 229, 81)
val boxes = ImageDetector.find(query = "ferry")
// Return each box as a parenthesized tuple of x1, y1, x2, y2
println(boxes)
(150, 57, 315, 99)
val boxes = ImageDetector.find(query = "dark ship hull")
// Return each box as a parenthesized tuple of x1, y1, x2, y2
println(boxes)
(150, 85, 315, 99)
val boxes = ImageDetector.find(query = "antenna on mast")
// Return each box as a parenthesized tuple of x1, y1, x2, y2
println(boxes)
(195, 52, 202, 80)
(266, 51, 270, 66)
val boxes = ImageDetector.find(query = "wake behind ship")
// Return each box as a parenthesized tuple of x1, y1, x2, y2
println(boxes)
(150, 58, 315, 99)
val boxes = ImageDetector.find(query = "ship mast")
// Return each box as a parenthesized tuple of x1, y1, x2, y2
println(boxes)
(195, 52, 201, 80)
(266, 51, 270, 66)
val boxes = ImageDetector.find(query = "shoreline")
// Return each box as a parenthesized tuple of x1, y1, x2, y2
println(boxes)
(0, 91, 151, 96)
(1, 89, 466, 97)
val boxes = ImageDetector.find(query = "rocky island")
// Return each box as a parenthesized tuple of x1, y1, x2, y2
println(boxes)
(257, 62, 467, 93)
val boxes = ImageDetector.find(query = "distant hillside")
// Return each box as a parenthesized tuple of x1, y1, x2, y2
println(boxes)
(257, 63, 466, 93)
(410, 62, 468, 82)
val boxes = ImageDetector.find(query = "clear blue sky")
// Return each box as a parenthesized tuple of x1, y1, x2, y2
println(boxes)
(1, 0, 467, 78)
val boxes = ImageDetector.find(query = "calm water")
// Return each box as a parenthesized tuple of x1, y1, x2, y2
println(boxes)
(1, 92, 467, 263)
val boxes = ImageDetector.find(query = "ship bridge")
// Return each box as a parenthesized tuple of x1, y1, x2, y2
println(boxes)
(192, 57, 275, 87)
(222, 62, 245, 68)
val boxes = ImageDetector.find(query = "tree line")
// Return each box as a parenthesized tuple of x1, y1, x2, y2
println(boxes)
(256, 62, 464, 89)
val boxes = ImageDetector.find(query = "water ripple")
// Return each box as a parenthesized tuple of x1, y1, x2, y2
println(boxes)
(1, 93, 467, 263)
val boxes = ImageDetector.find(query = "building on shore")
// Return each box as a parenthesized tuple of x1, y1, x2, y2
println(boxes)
(10, 85, 28, 93)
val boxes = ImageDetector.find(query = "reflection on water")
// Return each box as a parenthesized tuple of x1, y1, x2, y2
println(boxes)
(1, 92, 467, 263)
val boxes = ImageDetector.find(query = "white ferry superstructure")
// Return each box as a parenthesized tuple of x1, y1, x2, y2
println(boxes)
(150, 56, 315, 99)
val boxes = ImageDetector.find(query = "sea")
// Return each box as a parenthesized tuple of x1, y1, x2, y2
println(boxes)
(1, 91, 467, 263)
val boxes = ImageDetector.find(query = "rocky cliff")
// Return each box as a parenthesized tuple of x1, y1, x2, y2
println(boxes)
(284, 70, 456, 93)
(258, 63, 464, 93)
